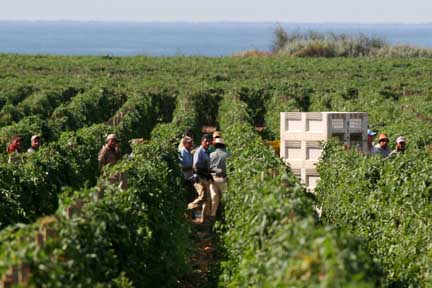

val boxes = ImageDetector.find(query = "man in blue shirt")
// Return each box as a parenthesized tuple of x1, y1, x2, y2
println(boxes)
(179, 136, 194, 180)
(373, 133, 391, 158)
(187, 134, 212, 224)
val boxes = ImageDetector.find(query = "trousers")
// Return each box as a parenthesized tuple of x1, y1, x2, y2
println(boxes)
(187, 178, 211, 221)
(208, 176, 227, 217)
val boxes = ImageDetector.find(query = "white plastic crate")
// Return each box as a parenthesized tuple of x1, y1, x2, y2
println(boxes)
(280, 112, 368, 190)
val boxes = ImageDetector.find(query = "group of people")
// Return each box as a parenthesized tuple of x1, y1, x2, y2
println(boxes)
(7, 129, 230, 223)
(178, 129, 228, 225)
(367, 129, 407, 158)
(6, 134, 42, 163)
(6, 132, 127, 189)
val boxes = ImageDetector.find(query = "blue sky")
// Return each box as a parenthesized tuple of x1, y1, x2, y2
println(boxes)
(1, 0, 431, 23)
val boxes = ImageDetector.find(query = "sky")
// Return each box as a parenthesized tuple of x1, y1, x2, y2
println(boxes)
(0, 0, 431, 23)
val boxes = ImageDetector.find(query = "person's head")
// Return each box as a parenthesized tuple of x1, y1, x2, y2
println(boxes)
(7, 135, 23, 153)
(106, 134, 118, 149)
(212, 131, 222, 145)
(214, 137, 226, 149)
(395, 136, 407, 152)
(377, 133, 389, 149)
(31, 135, 41, 150)
(183, 136, 193, 151)
(12, 135, 23, 148)
(201, 134, 212, 150)
(367, 129, 377, 145)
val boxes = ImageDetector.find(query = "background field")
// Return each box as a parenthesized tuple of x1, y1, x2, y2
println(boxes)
(0, 54, 431, 286)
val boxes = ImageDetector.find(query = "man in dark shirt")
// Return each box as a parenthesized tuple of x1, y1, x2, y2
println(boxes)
(187, 134, 212, 224)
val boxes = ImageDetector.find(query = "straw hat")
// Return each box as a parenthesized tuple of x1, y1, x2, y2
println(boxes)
(378, 133, 389, 142)
(213, 131, 222, 138)
(215, 137, 225, 145)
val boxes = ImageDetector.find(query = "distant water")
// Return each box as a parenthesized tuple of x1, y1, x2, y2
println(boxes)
(0, 21, 432, 56)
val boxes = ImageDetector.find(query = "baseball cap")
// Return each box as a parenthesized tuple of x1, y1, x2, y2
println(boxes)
(31, 135, 41, 141)
(396, 136, 406, 144)
(367, 129, 377, 136)
(106, 134, 118, 141)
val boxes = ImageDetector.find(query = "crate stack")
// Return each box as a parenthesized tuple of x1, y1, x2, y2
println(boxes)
(280, 112, 368, 190)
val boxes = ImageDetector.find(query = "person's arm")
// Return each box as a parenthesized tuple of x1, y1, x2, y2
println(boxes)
(193, 149, 200, 172)
(210, 153, 222, 175)
(98, 147, 107, 169)
(180, 149, 189, 168)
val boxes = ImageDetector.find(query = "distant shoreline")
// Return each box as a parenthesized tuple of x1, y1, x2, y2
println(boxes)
(0, 20, 432, 25)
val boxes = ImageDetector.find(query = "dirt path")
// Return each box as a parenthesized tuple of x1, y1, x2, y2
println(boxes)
(180, 219, 219, 288)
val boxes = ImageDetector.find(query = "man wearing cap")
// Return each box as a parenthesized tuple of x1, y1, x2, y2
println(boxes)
(187, 134, 213, 224)
(388, 136, 407, 157)
(208, 137, 229, 221)
(98, 134, 122, 169)
(27, 135, 41, 154)
(98, 134, 127, 189)
(367, 129, 377, 155)
(372, 133, 391, 158)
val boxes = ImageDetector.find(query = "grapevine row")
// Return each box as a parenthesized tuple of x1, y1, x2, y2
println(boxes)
(216, 94, 382, 286)
(0, 91, 202, 286)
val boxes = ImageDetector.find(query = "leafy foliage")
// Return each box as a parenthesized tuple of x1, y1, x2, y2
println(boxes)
(217, 95, 381, 287)
(317, 144, 432, 286)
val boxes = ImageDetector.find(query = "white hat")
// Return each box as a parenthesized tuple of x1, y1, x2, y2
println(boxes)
(215, 137, 225, 145)
(396, 136, 406, 144)
(106, 134, 118, 141)
(31, 135, 40, 141)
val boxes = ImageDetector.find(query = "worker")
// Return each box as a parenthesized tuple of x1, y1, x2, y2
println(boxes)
(187, 134, 213, 224)
(98, 134, 127, 190)
(178, 128, 194, 152)
(208, 131, 222, 153)
(388, 136, 407, 157)
(27, 135, 41, 153)
(208, 137, 228, 221)
(179, 136, 194, 180)
(179, 136, 196, 204)
(7, 135, 23, 163)
(367, 129, 377, 155)
(372, 133, 391, 158)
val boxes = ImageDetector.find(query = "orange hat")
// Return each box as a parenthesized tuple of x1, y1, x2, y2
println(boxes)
(378, 133, 389, 142)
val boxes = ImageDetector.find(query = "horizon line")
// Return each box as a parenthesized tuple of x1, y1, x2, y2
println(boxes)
(0, 19, 431, 25)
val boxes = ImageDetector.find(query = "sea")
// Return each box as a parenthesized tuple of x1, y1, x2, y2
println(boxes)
(1, 21, 432, 57)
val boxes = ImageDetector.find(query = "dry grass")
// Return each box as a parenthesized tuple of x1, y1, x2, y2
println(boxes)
(272, 28, 432, 58)
(232, 49, 272, 58)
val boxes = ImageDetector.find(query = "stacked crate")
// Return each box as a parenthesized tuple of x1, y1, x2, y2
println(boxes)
(280, 112, 368, 190)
